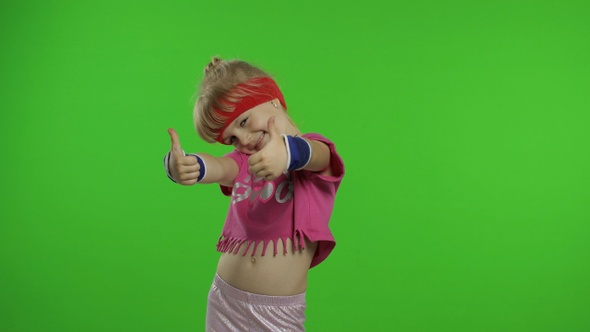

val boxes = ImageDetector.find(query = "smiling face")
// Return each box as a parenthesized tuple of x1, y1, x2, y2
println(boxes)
(220, 99, 299, 154)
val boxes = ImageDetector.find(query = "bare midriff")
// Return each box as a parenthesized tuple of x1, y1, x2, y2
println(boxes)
(216, 238, 318, 296)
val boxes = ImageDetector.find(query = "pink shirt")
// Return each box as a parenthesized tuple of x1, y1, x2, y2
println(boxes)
(217, 133, 345, 268)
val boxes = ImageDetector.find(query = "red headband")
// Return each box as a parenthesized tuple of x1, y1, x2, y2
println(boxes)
(215, 77, 286, 144)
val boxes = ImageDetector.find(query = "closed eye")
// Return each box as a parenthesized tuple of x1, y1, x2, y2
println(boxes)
(240, 117, 248, 127)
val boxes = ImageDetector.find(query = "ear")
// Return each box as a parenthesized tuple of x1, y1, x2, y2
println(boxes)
(270, 99, 279, 109)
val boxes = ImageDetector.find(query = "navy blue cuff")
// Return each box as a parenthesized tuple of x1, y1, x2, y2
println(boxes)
(163, 152, 178, 183)
(187, 154, 206, 182)
(284, 135, 312, 171)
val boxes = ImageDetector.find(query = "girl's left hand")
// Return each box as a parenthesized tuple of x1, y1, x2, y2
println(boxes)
(248, 116, 288, 181)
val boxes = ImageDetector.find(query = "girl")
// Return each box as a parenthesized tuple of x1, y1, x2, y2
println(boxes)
(164, 57, 344, 331)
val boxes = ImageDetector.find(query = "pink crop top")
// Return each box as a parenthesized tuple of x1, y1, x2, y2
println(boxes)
(217, 133, 345, 268)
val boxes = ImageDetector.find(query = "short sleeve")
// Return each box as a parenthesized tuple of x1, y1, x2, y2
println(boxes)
(301, 133, 345, 183)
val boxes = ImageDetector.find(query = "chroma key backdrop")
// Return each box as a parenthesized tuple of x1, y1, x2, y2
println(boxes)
(1, 1, 589, 331)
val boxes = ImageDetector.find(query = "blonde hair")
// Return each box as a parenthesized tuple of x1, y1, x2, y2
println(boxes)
(194, 57, 272, 143)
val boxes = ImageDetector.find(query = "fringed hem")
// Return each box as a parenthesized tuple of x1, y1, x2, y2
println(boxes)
(216, 230, 308, 257)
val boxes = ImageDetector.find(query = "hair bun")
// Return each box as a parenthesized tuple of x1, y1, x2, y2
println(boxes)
(204, 57, 223, 75)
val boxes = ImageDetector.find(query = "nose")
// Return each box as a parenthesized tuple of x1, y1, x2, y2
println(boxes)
(233, 132, 252, 150)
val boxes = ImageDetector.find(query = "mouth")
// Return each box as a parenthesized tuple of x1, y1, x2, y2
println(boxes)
(254, 132, 265, 151)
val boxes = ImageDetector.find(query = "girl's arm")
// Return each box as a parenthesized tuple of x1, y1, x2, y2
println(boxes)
(301, 139, 333, 177)
(166, 128, 238, 187)
(247, 117, 335, 180)
(190, 153, 238, 187)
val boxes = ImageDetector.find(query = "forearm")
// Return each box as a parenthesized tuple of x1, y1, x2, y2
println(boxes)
(164, 151, 237, 186)
(301, 139, 331, 174)
(195, 154, 237, 186)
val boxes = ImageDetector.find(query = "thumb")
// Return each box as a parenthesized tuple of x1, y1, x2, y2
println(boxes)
(267, 115, 281, 137)
(168, 128, 184, 156)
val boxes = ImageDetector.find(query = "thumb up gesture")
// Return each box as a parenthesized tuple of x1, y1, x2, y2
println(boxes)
(248, 116, 288, 181)
(166, 128, 201, 185)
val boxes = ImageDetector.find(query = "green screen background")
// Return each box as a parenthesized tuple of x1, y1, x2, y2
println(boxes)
(1, 1, 589, 331)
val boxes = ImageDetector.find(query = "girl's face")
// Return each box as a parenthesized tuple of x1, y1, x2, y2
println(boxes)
(220, 99, 298, 155)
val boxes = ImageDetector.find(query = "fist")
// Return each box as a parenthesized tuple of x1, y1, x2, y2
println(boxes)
(247, 116, 288, 181)
(167, 128, 201, 185)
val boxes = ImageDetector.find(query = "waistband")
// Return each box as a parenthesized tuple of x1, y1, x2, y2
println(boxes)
(213, 274, 306, 306)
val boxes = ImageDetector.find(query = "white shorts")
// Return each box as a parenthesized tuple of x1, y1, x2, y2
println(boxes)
(206, 274, 307, 331)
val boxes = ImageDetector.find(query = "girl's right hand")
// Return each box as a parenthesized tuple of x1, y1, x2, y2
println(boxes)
(167, 128, 201, 185)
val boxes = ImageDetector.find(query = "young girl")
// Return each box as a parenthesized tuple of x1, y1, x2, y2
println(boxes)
(164, 57, 344, 331)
